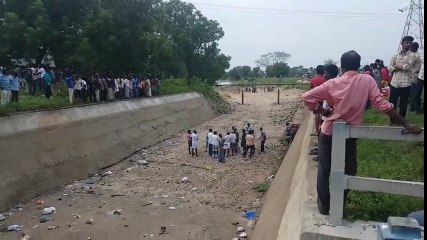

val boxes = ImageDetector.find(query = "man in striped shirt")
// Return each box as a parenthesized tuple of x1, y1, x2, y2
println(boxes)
(388, 36, 418, 124)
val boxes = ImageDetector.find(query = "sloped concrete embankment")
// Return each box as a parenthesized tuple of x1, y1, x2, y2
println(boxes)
(0, 93, 216, 211)
(252, 108, 313, 240)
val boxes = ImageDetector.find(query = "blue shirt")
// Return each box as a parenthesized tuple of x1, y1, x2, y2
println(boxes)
(65, 76, 75, 89)
(132, 78, 138, 88)
(0, 74, 11, 91)
(10, 77, 20, 91)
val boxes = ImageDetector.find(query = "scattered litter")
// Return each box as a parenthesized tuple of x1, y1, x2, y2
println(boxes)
(267, 175, 275, 181)
(6, 224, 22, 231)
(42, 207, 56, 215)
(63, 193, 69, 196)
(159, 226, 168, 235)
(137, 160, 148, 166)
(162, 195, 169, 198)
(85, 179, 96, 184)
(170, 225, 175, 227)
(111, 194, 125, 198)
(85, 218, 94, 225)
(21, 234, 31, 240)
(48, 225, 60, 230)
(239, 232, 248, 238)
(124, 224, 129, 227)
(0, 214, 5, 221)
(243, 210, 257, 220)
(191, 187, 197, 191)
(237, 227, 245, 232)
(231, 222, 239, 226)
(206, 165, 214, 171)
(72, 214, 82, 219)
(35, 200, 44, 206)
(101, 171, 114, 177)
(113, 210, 122, 215)
(180, 177, 189, 183)
(232, 238, 239, 240)
(32, 225, 39, 229)
(40, 215, 50, 223)
(150, 234, 154, 237)
(168, 207, 176, 210)
(125, 166, 138, 172)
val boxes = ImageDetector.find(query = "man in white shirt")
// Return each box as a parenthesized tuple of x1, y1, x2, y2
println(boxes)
(211, 131, 220, 158)
(207, 129, 213, 156)
(411, 58, 424, 114)
(191, 130, 199, 157)
(224, 132, 231, 157)
(230, 131, 237, 156)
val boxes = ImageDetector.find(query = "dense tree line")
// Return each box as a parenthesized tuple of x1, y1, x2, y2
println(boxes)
(0, 0, 230, 84)
(227, 51, 316, 80)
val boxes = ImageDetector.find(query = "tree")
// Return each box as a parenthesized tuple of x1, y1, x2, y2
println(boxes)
(0, 0, 230, 82)
(265, 62, 290, 78)
(323, 58, 337, 65)
(255, 51, 291, 68)
(163, 0, 229, 85)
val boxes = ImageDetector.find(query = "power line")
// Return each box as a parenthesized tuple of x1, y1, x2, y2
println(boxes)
(187, 1, 405, 18)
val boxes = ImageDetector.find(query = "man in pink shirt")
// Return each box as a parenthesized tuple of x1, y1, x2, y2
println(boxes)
(302, 50, 421, 215)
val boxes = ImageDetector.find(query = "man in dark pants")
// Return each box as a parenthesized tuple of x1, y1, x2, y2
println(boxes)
(259, 127, 267, 152)
(388, 36, 418, 124)
(303, 50, 422, 215)
(411, 61, 424, 114)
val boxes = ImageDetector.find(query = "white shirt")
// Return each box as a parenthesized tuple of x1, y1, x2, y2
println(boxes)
(38, 68, 46, 78)
(419, 56, 424, 81)
(230, 133, 237, 143)
(207, 132, 213, 144)
(224, 135, 231, 143)
(81, 80, 87, 90)
(211, 135, 219, 146)
(74, 79, 82, 90)
(191, 133, 198, 143)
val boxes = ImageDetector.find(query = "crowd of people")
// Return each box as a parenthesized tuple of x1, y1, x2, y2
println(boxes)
(186, 123, 270, 162)
(186, 121, 299, 163)
(303, 35, 423, 222)
(0, 65, 161, 106)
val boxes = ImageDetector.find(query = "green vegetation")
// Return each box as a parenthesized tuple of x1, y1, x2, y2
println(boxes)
(0, 79, 230, 116)
(345, 110, 424, 222)
(0, 0, 229, 84)
(254, 182, 270, 193)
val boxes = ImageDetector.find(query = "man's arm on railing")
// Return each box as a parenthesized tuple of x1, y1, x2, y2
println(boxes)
(386, 109, 422, 134)
(367, 78, 422, 134)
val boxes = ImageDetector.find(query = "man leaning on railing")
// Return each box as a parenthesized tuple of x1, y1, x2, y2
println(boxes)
(302, 50, 422, 216)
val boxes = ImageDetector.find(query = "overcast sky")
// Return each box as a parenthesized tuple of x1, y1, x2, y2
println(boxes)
(184, 0, 413, 69)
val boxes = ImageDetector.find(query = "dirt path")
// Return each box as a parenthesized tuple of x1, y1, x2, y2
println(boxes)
(0, 88, 304, 240)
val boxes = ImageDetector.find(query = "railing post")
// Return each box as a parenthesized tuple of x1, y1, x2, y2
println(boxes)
(277, 89, 280, 104)
(241, 90, 244, 105)
(330, 121, 349, 226)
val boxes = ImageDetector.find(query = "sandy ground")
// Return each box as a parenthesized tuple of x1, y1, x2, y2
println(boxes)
(0, 88, 304, 240)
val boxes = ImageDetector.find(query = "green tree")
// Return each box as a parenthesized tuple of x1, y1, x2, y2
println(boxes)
(255, 51, 291, 68)
(266, 62, 291, 78)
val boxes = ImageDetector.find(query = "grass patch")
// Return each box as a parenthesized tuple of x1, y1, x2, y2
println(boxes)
(254, 182, 270, 193)
(0, 78, 230, 116)
(345, 110, 424, 222)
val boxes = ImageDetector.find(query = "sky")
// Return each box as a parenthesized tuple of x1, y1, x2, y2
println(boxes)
(183, 0, 416, 69)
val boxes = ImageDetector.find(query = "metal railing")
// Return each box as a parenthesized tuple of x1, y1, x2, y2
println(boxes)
(329, 120, 425, 225)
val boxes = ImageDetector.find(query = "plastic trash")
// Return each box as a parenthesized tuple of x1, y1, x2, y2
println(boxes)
(237, 226, 245, 232)
(7, 224, 22, 231)
(40, 215, 50, 223)
(48, 225, 60, 230)
(0, 214, 5, 221)
(243, 210, 257, 220)
(239, 232, 248, 238)
(42, 207, 56, 215)
(168, 207, 176, 210)
(137, 160, 148, 166)
(180, 177, 189, 183)
(21, 234, 31, 240)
